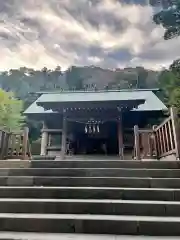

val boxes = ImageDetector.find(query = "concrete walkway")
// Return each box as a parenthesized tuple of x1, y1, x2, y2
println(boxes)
(0, 233, 180, 240)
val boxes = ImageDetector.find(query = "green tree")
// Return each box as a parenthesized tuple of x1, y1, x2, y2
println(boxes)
(152, 0, 180, 40)
(168, 59, 180, 111)
(158, 69, 176, 103)
(157, 59, 180, 111)
(169, 87, 180, 110)
(0, 89, 25, 131)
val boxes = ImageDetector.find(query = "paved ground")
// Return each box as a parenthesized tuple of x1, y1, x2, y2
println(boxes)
(0, 233, 180, 240)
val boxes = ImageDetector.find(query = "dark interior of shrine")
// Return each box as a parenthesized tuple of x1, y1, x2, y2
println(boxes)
(71, 121, 119, 155)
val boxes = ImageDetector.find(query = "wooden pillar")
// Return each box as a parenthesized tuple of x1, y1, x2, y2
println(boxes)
(40, 122, 48, 156)
(48, 134, 51, 146)
(0, 131, 10, 160)
(0, 131, 6, 160)
(117, 117, 124, 160)
(61, 111, 67, 159)
(22, 127, 29, 160)
(170, 107, 180, 160)
(134, 125, 140, 160)
(152, 125, 158, 158)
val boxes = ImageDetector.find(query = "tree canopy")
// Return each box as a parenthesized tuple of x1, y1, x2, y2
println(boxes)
(151, 1, 180, 111)
(153, 0, 180, 40)
(157, 58, 180, 112)
(0, 89, 25, 131)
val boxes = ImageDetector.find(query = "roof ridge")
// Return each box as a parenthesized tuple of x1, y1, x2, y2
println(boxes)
(35, 88, 159, 94)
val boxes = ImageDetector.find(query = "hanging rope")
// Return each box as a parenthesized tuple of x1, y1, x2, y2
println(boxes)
(66, 117, 121, 134)
(66, 118, 120, 124)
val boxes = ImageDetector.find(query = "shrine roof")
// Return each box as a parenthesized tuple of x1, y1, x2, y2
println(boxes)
(24, 89, 167, 114)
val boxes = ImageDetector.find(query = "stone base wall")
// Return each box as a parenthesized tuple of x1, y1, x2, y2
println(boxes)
(0, 160, 30, 168)
(159, 154, 177, 161)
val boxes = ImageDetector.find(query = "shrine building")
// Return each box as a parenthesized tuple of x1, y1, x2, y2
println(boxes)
(24, 89, 167, 159)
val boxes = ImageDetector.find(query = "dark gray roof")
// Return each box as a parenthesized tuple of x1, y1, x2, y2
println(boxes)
(24, 90, 167, 114)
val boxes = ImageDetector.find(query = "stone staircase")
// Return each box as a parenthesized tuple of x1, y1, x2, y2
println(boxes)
(1, 158, 180, 236)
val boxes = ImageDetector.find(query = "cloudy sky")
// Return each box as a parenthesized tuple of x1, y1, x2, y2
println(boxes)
(0, 0, 179, 71)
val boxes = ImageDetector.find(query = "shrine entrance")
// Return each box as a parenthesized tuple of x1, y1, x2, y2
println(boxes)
(71, 121, 118, 155)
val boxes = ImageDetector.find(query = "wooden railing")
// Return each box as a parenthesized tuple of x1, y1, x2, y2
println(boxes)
(0, 127, 32, 160)
(134, 126, 156, 160)
(134, 107, 180, 160)
(153, 116, 175, 158)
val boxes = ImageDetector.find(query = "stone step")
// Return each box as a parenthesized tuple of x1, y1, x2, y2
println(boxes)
(1, 213, 180, 235)
(0, 232, 179, 240)
(1, 232, 177, 240)
(4, 176, 180, 189)
(2, 168, 180, 178)
(32, 156, 56, 160)
(1, 198, 180, 217)
(0, 186, 178, 201)
(32, 177, 180, 189)
(31, 160, 180, 169)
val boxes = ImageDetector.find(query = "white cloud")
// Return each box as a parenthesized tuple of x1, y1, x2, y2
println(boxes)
(0, 0, 178, 71)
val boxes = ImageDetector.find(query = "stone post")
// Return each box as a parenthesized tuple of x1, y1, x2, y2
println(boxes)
(40, 122, 48, 156)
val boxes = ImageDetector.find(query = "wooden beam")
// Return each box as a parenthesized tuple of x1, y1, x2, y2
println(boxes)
(134, 125, 140, 160)
(41, 129, 62, 133)
(164, 122, 170, 152)
(117, 117, 124, 160)
(168, 119, 174, 150)
(22, 127, 29, 160)
(158, 128, 163, 156)
(152, 125, 158, 158)
(160, 125, 166, 154)
(0, 131, 5, 160)
(61, 110, 67, 159)
(38, 99, 145, 114)
(10, 134, 16, 157)
(16, 135, 21, 158)
(1, 131, 10, 160)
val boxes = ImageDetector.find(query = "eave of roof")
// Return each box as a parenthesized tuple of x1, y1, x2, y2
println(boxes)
(24, 90, 167, 115)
